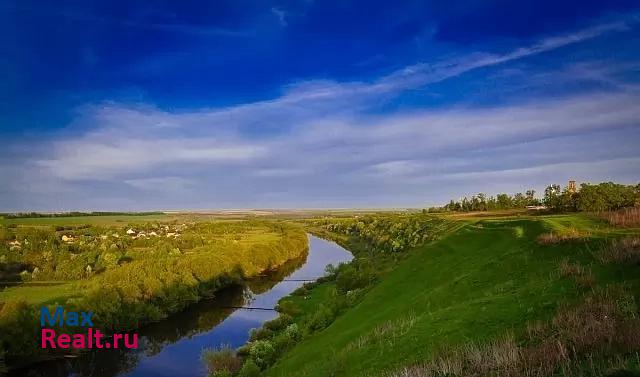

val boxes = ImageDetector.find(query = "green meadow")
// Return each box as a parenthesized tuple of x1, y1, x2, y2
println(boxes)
(257, 213, 640, 377)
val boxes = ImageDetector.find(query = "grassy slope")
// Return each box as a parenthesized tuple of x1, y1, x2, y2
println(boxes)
(267, 215, 640, 377)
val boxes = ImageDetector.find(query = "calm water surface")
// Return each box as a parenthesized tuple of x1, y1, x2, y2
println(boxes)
(16, 235, 351, 377)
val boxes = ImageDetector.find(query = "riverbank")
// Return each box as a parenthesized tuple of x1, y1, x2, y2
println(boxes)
(209, 214, 456, 376)
(0, 220, 309, 371)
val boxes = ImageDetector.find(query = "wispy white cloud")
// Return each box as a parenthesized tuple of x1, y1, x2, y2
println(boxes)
(271, 7, 287, 27)
(27, 90, 640, 200)
(172, 17, 634, 120)
(37, 138, 265, 180)
(125, 177, 195, 192)
(2, 17, 639, 210)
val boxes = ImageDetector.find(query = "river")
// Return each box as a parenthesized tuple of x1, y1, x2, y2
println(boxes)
(14, 234, 352, 377)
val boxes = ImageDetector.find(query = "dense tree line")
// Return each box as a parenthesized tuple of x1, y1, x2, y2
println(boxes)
(427, 190, 541, 213)
(312, 213, 452, 253)
(543, 182, 640, 212)
(426, 181, 640, 213)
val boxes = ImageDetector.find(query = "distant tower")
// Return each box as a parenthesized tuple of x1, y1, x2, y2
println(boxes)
(568, 180, 577, 194)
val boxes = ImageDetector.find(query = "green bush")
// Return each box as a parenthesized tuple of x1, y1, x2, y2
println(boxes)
(249, 327, 273, 342)
(248, 340, 276, 369)
(274, 301, 301, 316)
(291, 286, 308, 296)
(335, 262, 374, 294)
(263, 314, 293, 332)
(282, 323, 300, 341)
(0, 300, 41, 363)
(307, 304, 335, 331)
(271, 332, 295, 356)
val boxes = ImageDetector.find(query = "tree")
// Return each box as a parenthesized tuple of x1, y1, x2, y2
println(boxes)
(525, 190, 536, 204)
(577, 182, 637, 212)
(496, 193, 513, 209)
(513, 193, 526, 208)
(544, 184, 562, 210)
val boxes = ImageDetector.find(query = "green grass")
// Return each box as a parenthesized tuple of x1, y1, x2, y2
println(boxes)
(0, 282, 80, 305)
(266, 215, 640, 377)
(279, 284, 337, 319)
(540, 213, 640, 236)
(1, 214, 170, 226)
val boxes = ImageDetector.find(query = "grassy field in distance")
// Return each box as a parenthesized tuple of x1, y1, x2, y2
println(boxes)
(1, 214, 171, 226)
(0, 281, 79, 305)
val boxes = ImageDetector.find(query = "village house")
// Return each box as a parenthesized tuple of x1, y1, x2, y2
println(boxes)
(61, 235, 76, 242)
(126, 228, 136, 235)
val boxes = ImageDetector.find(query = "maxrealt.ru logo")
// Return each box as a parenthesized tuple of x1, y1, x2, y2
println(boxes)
(40, 307, 138, 349)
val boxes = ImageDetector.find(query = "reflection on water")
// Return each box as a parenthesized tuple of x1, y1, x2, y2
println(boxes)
(14, 235, 352, 377)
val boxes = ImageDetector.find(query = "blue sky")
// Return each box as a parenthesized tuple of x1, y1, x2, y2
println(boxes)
(1, 0, 640, 211)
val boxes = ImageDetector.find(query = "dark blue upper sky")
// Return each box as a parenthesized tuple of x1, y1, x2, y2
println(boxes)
(1, 0, 639, 210)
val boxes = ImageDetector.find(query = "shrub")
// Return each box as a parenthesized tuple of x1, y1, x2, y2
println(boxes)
(283, 323, 300, 341)
(271, 332, 295, 356)
(335, 260, 375, 294)
(291, 286, 308, 296)
(235, 343, 252, 357)
(307, 304, 335, 331)
(249, 327, 273, 342)
(201, 346, 242, 375)
(0, 300, 41, 362)
(263, 314, 293, 332)
(275, 301, 300, 316)
(249, 340, 276, 369)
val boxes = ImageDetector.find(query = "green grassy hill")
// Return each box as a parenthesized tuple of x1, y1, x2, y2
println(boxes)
(266, 215, 640, 376)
